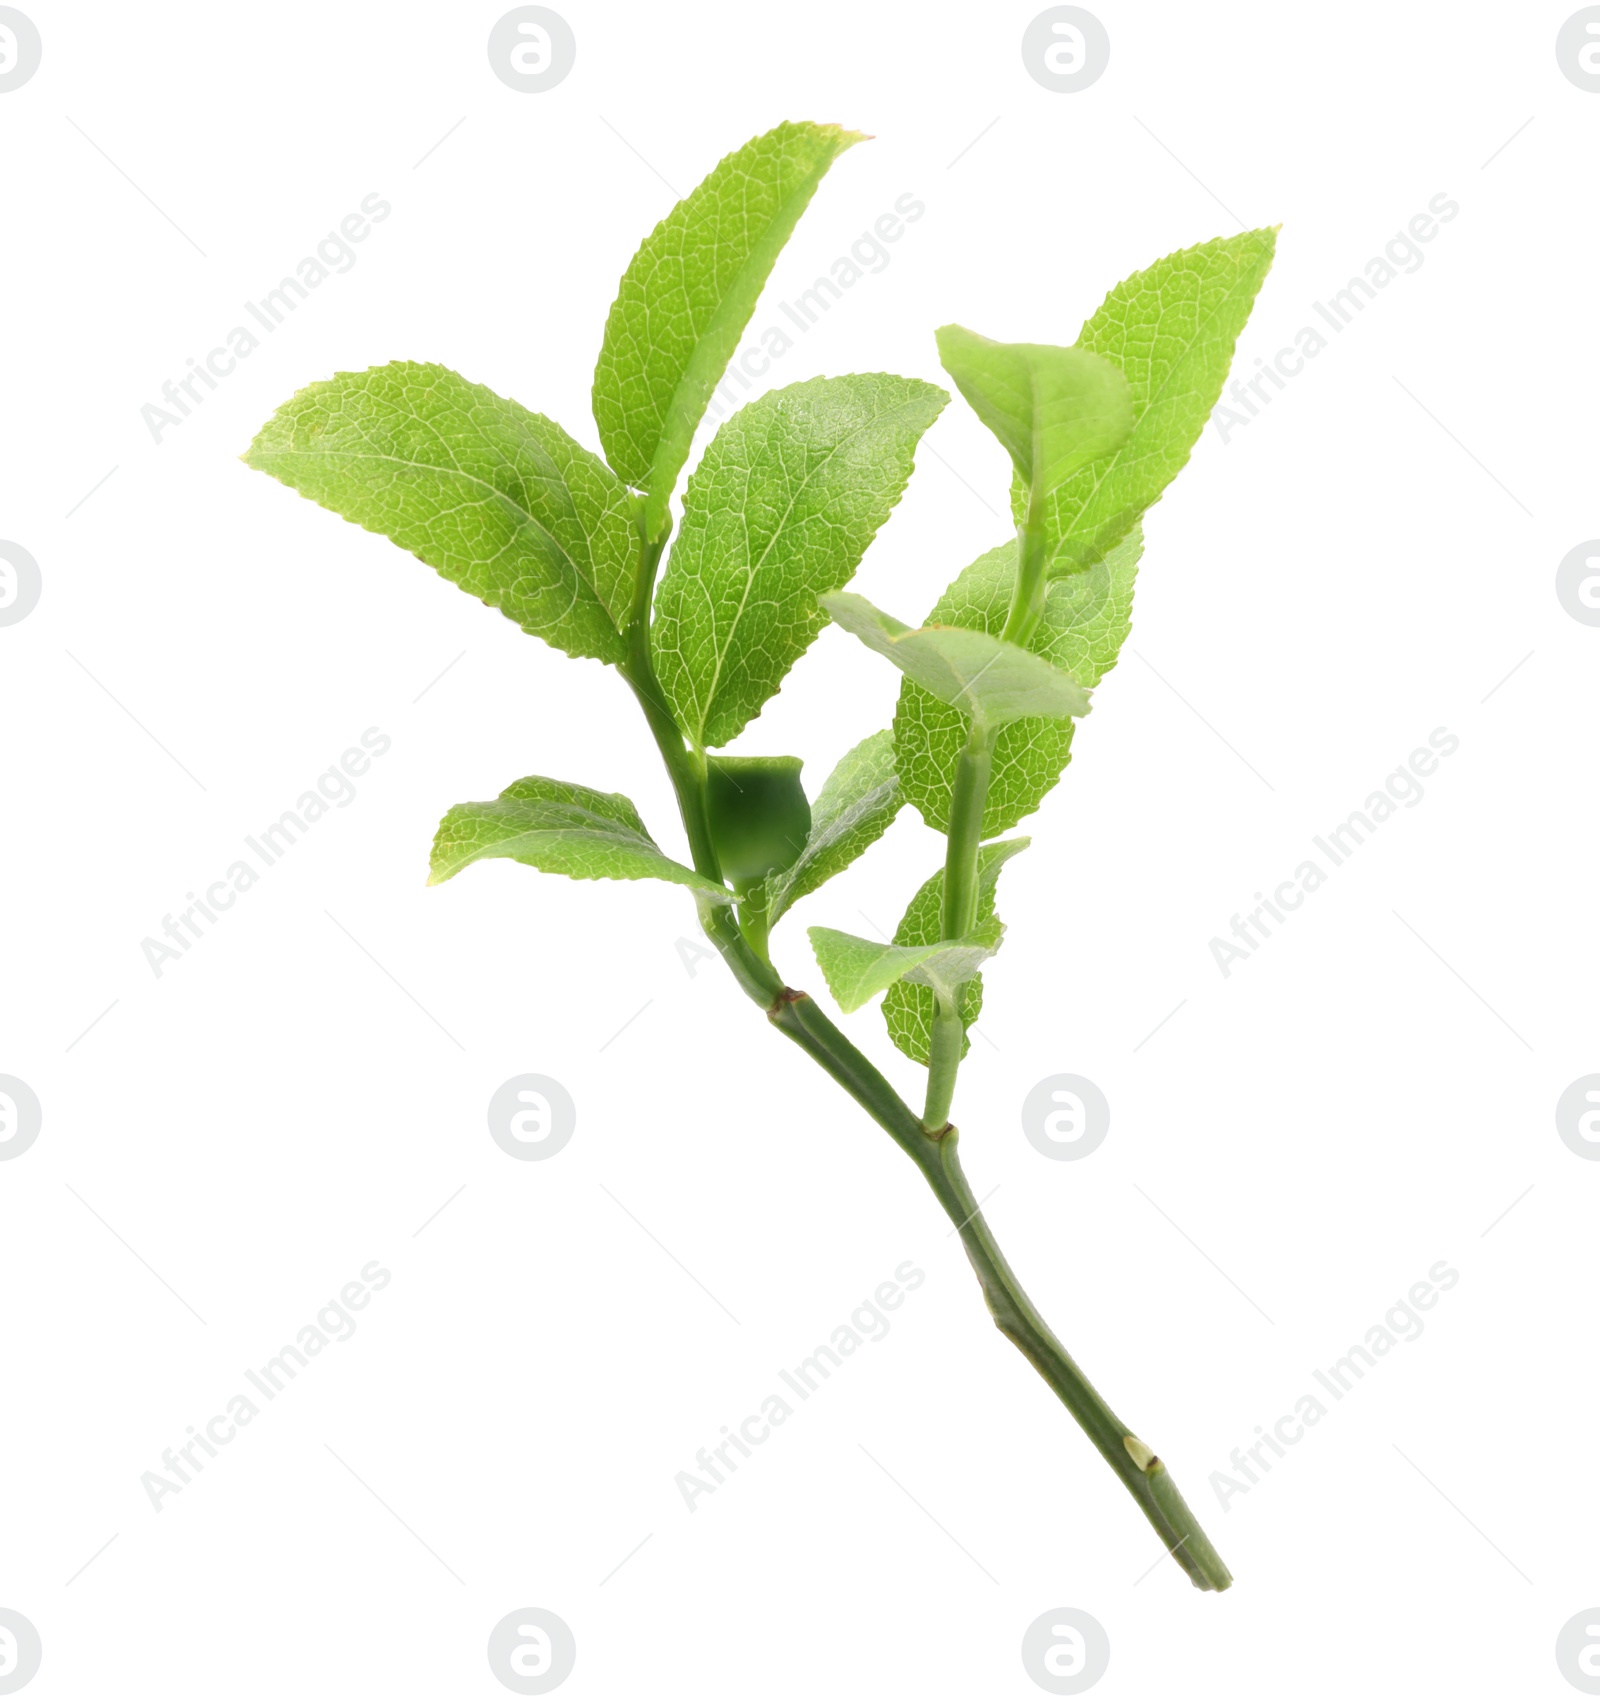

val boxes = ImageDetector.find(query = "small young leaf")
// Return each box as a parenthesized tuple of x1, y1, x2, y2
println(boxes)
(1032, 229, 1276, 574)
(807, 917, 1003, 1015)
(900, 919, 1007, 1005)
(894, 527, 1143, 833)
(763, 729, 902, 928)
(820, 591, 1091, 728)
(429, 775, 732, 901)
(655, 374, 946, 749)
(935, 327, 1132, 501)
(882, 839, 1028, 1064)
(244, 363, 635, 665)
(705, 754, 811, 890)
(592, 121, 865, 538)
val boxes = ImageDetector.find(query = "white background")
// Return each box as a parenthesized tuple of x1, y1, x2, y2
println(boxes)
(2, 1, 1596, 1696)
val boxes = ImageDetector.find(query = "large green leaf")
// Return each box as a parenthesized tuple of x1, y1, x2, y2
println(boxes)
(764, 729, 902, 928)
(820, 591, 1091, 729)
(883, 840, 1028, 1064)
(592, 121, 864, 538)
(655, 374, 946, 749)
(894, 527, 1143, 834)
(244, 362, 635, 665)
(429, 775, 731, 901)
(807, 917, 1003, 1014)
(935, 327, 1132, 502)
(1028, 230, 1275, 574)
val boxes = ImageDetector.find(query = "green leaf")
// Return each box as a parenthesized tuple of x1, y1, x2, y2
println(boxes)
(883, 839, 1028, 1064)
(1030, 230, 1276, 574)
(429, 775, 732, 902)
(808, 916, 1003, 1015)
(244, 362, 635, 665)
(935, 326, 1132, 501)
(820, 591, 1091, 728)
(655, 374, 946, 749)
(705, 754, 811, 889)
(894, 527, 1143, 833)
(592, 121, 865, 538)
(763, 730, 902, 928)
(901, 931, 1006, 1005)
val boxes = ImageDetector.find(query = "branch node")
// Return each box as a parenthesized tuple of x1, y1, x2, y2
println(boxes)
(1124, 1434, 1159, 1472)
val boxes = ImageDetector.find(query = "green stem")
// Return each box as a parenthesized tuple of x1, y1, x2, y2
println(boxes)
(771, 990, 1230, 1590)
(925, 509, 1051, 1134)
(941, 722, 994, 942)
(618, 524, 722, 883)
(737, 892, 772, 964)
(921, 1002, 965, 1133)
(1001, 506, 1051, 647)
(917, 1127, 1232, 1592)
(614, 495, 1230, 1590)
(617, 521, 782, 1007)
(924, 719, 996, 1131)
